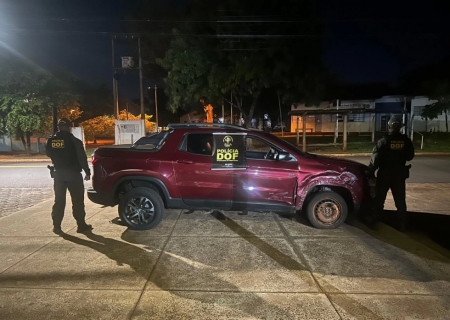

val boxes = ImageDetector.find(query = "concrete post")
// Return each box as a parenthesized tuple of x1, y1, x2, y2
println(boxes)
(343, 114, 348, 151)
(302, 115, 307, 152)
(371, 114, 375, 143)
(334, 99, 339, 144)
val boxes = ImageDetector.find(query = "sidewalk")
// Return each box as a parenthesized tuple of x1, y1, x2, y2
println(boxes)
(0, 186, 449, 319)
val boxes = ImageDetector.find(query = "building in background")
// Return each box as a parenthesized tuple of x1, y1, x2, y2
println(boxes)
(410, 96, 443, 133)
(290, 100, 375, 133)
(289, 95, 446, 135)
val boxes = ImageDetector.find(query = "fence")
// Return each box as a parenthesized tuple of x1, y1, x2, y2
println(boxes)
(0, 135, 46, 153)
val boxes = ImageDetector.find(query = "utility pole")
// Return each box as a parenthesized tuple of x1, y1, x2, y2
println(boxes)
(111, 37, 118, 119)
(402, 96, 409, 136)
(138, 37, 144, 120)
(343, 114, 348, 151)
(334, 99, 339, 144)
(154, 85, 159, 131)
(302, 115, 306, 152)
(222, 100, 225, 123)
(278, 93, 284, 137)
(371, 114, 376, 143)
(114, 75, 119, 117)
(148, 86, 159, 132)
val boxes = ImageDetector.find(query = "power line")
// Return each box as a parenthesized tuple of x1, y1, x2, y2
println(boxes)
(1, 29, 448, 37)
(3, 17, 449, 23)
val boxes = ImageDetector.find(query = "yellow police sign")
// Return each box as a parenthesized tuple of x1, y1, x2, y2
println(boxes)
(51, 140, 65, 148)
(212, 133, 246, 170)
(390, 141, 404, 150)
(217, 148, 239, 161)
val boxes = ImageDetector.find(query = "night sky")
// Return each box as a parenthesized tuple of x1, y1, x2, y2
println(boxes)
(1, 0, 449, 99)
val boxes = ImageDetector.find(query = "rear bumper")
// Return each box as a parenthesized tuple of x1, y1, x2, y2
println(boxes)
(87, 189, 117, 207)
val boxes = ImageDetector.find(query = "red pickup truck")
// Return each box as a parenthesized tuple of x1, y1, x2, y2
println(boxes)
(88, 123, 370, 230)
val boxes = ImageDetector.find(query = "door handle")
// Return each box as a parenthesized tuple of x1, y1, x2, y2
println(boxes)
(177, 160, 194, 164)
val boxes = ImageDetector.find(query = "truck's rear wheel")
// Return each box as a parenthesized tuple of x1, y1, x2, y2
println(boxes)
(305, 191, 348, 229)
(119, 187, 164, 230)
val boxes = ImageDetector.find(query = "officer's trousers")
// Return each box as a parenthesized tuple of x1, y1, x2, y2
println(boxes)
(373, 170, 407, 224)
(51, 169, 87, 228)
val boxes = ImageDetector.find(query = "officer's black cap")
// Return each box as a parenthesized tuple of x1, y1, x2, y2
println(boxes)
(388, 115, 402, 131)
(57, 118, 72, 128)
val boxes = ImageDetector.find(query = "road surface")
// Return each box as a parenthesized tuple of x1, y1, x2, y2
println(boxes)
(348, 155, 450, 183)
(0, 162, 92, 217)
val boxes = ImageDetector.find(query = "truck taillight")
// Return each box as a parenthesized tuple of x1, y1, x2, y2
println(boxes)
(92, 154, 99, 165)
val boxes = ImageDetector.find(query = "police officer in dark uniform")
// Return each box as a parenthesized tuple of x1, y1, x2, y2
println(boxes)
(367, 115, 415, 231)
(46, 118, 93, 234)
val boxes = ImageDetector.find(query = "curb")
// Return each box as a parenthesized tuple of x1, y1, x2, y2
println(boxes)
(318, 152, 450, 157)
(0, 158, 50, 163)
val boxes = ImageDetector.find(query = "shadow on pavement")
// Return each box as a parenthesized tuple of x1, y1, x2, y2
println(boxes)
(290, 207, 450, 253)
(381, 210, 450, 251)
(208, 210, 382, 319)
(209, 210, 307, 271)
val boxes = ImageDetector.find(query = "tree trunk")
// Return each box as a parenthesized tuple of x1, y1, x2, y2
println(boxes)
(227, 90, 260, 128)
(26, 132, 32, 154)
(246, 90, 261, 129)
(230, 94, 247, 127)
(19, 131, 26, 152)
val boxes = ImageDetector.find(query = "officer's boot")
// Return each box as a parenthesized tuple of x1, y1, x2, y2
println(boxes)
(397, 210, 408, 232)
(362, 207, 379, 230)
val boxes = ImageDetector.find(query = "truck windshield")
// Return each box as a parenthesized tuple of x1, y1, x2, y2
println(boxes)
(131, 129, 172, 149)
(261, 132, 311, 157)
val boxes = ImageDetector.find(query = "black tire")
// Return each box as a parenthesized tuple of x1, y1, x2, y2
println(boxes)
(305, 191, 348, 229)
(117, 184, 158, 216)
(118, 187, 164, 230)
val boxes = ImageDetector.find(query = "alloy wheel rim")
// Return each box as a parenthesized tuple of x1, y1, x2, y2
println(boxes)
(124, 197, 155, 226)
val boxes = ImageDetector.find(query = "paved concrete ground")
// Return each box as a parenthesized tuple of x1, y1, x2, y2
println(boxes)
(386, 183, 450, 215)
(0, 188, 53, 217)
(0, 186, 450, 319)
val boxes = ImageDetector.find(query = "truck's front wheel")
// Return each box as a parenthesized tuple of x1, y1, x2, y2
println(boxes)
(119, 187, 164, 230)
(305, 191, 348, 229)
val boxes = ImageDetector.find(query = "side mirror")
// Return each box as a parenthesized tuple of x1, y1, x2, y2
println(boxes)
(276, 152, 291, 161)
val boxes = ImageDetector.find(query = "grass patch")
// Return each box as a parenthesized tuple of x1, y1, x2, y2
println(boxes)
(280, 132, 450, 154)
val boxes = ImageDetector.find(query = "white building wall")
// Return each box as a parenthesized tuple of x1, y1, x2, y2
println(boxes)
(290, 101, 375, 133)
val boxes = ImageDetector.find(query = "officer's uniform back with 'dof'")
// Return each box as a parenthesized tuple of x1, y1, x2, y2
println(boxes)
(45, 118, 93, 234)
(367, 115, 415, 231)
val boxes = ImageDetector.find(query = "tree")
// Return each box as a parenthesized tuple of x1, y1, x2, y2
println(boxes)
(148, 0, 325, 125)
(0, 58, 79, 153)
(117, 110, 156, 133)
(38, 106, 83, 136)
(77, 85, 114, 120)
(80, 110, 156, 144)
(157, 36, 216, 112)
(421, 80, 450, 132)
(80, 115, 115, 144)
